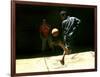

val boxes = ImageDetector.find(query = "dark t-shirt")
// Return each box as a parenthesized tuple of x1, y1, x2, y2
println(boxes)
(62, 16, 80, 38)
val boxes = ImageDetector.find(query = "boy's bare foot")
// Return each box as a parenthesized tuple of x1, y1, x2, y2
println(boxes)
(60, 60, 65, 65)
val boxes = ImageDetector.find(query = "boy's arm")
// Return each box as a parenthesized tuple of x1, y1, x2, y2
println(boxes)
(68, 17, 81, 37)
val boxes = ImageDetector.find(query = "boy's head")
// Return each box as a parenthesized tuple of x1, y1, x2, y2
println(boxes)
(60, 10, 67, 20)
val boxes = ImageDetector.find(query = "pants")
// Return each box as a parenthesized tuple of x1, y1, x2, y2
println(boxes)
(40, 35, 48, 51)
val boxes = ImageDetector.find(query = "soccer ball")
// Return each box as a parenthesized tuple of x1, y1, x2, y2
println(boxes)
(51, 28, 59, 37)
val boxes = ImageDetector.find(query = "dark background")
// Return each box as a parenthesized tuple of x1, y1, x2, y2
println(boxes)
(16, 4, 95, 59)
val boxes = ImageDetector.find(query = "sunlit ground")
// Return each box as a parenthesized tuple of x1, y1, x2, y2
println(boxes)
(16, 51, 95, 73)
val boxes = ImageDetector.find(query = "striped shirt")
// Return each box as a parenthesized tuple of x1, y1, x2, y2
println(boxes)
(62, 16, 80, 37)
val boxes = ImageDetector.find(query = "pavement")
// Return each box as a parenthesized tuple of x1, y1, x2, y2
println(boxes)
(16, 51, 95, 73)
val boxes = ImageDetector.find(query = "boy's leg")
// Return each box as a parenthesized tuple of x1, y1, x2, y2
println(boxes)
(48, 36, 55, 51)
(58, 41, 69, 65)
(42, 37, 47, 52)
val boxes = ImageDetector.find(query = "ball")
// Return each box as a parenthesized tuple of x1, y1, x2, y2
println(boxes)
(51, 28, 59, 37)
